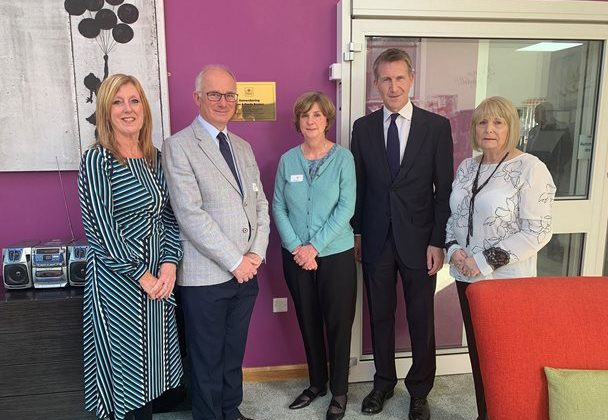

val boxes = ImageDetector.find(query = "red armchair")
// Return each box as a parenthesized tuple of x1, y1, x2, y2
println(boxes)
(466, 276, 608, 420)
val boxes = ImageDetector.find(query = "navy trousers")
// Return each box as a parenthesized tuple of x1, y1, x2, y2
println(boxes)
(179, 278, 258, 420)
(362, 233, 437, 398)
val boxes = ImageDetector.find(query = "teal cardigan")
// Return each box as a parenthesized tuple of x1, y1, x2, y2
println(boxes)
(272, 143, 356, 257)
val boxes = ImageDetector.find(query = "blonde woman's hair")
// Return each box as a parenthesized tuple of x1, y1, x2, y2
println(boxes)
(94, 74, 155, 167)
(470, 96, 520, 152)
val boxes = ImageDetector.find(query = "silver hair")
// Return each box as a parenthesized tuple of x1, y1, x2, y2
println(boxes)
(194, 65, 237, 92)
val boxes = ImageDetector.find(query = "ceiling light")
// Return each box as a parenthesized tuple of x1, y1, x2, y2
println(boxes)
(517, 42, 583, 52)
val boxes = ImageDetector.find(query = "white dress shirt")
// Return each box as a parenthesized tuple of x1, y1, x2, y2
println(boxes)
(382, 100, 413, 163)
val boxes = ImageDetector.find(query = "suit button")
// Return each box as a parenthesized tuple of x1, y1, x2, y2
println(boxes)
(242, 228, 248, 233)
(244, 202, 247, 207)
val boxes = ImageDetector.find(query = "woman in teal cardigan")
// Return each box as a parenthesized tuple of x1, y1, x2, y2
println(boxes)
(273, 91, 356, 420)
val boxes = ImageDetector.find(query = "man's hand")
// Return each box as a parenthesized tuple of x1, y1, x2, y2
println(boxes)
(245, 252, 262, 269)
(292, 244, 318, 269)
(426, 245, 445, 276)
(232, 257, 257, 283)
(354, 235, 362, 262)
(156, 263, 177, 299)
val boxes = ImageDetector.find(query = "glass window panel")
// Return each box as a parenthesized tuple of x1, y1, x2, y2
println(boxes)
(537, 233, 584, 276)
(361, 36, 597, 354)
(365, 37, 602, 198)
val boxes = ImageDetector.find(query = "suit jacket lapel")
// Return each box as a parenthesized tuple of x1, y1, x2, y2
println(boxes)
(230, 131, 250, 201)
(191, 120, 241, 194)
(398, 105, 427, 180)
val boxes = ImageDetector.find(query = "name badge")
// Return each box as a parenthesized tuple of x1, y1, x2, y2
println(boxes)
(252, 183, 259, 192)
(290, 174, 304, 183)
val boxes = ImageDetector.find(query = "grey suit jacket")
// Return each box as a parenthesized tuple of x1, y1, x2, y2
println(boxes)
(162, 118, 270, 286)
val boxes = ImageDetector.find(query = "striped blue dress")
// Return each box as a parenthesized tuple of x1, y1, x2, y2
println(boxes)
(78, 145, 183, 420)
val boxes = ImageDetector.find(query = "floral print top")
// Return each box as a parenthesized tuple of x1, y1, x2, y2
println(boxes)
(445, 152, 556, 283)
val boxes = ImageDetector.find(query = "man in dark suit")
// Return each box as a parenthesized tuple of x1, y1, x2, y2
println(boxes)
(351, 48, 454, 420)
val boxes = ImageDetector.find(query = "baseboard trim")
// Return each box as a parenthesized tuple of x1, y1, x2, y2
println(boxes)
(243, 364, 309, 382)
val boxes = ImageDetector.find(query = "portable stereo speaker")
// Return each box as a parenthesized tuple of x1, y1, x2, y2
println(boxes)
(68, 239, 88, 287)
(2, 240, 39, 289)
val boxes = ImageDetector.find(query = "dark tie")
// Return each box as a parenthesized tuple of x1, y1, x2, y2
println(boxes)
(386, 113, 400, 180)
(217, 132, 242, 194)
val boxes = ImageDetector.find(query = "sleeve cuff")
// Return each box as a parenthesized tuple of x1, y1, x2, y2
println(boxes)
(228, 256, 243, 273)
(446, 244, 462, 264)
(132, 263, 148, 283)
(284, 239, 302, 253)
(308, 239, 322, 255)
(473, 252, 493, 276)
(160, 254, 181, 265)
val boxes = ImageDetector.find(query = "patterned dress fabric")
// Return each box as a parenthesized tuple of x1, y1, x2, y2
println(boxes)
(78, 146, 183, 420)
(446, 153, 556, 282)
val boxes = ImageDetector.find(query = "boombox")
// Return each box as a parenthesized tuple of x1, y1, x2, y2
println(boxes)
(2, 240, 39, 289)
(32, 239, 68, 288)
(67, 239, 88, 287)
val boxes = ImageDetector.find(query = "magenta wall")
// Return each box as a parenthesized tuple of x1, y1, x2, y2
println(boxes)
(163, 0, 339, 367)
(0, 0, 339, 368)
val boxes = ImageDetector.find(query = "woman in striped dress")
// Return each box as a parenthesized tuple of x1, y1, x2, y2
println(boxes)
(78, 74, 183, 420)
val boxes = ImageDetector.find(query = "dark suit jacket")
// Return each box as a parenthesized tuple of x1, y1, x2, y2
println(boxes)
(351, 105, 454, 269)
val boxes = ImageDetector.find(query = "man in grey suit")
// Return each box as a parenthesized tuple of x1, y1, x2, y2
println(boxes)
(162, 65, 270, 420)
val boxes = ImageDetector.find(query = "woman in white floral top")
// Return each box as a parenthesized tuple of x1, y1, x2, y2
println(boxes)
(445, 96, 556, 420)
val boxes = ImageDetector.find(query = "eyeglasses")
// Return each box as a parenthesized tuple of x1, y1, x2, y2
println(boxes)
(199, 91, 239, 102)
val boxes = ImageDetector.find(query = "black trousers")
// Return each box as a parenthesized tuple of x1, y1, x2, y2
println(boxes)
(456, 280, 487, 419)
(362, 234, 437, 398)
(179, 278, 258, 420)
(282, 248, 357, 396)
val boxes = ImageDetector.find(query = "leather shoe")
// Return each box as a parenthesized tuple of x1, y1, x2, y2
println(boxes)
(235, 415, 253, 420)
(326, 398, 346, 420)
(361, 388, 394, 415)
(409, 396, 430, 420)
(289, 387, 327, 409)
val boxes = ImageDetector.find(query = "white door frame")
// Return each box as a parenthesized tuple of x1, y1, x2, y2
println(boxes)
(335, 0, 608, 382)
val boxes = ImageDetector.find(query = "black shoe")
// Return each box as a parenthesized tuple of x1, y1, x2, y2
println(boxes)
(289, 387, 328, 409)
(326, 398, 346, 420)
(409, 397, 430, 420)
(235, 415, 253, 420)
(361, 388, 394, 415)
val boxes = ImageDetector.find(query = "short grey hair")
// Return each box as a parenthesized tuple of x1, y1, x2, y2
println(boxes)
(194, 65, 237, 92)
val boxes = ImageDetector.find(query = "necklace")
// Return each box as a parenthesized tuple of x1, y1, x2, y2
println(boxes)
(466, 151, 509, 247)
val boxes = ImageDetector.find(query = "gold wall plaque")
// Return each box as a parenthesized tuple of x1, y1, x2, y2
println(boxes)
(232, 82, 276, 122)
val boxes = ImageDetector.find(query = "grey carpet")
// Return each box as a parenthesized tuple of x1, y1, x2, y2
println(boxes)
(154, 373, 477, 419)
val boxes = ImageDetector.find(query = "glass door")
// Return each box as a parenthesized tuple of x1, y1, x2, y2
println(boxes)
(342, 13, 608, 382)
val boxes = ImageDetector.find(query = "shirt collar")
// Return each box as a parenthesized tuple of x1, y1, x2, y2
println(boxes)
(196, 115, 228, 140)
(383, 100, 413, 123)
